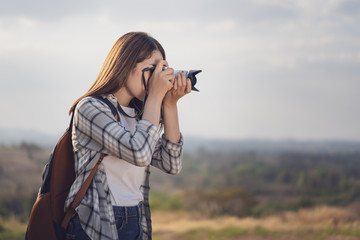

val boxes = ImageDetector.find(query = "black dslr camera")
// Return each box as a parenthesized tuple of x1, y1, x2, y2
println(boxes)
(146, 66, 202, 91)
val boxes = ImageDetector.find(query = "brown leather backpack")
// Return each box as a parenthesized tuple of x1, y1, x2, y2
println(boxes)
(26, 97, 118, 240)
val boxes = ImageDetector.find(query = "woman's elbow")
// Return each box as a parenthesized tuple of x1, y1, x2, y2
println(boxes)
(129, 139, 155, 167)
(169, 168, 181, 175)
(168, 163, 182, 175)
(133, 151, 153, 167)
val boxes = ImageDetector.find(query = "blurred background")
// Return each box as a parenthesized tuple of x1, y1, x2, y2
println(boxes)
(0, 0, 360, 239)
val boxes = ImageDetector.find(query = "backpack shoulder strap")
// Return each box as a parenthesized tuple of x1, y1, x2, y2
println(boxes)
(61, 153, 105, 229)
(92, 95, 119, 121)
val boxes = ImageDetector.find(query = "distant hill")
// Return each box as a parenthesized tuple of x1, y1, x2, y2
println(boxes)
(1, 127, 360, 154)
(0, 127, 60, 148)
(184, 137, 360, 154)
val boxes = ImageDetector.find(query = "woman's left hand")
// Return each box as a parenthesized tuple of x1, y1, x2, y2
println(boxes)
(163, 71, 192, 106)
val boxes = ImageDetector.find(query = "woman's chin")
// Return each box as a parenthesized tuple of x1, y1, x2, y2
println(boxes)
(137, 94, 146, 102)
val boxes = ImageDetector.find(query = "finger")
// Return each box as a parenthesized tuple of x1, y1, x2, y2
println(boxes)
(169, 71, 176, 85)
(173, 78, 178, 90)
(178, 72, 184, 91)
(176, 72, 185, 93)
(169, 72, 175, 84)
(181, 72, 187, 92)
(168, 80, 174, 91)
(154, 60, 168, 73)
(163, 67, 174, 75)
(185, 78, 192, 93)
(177, 72, 183, 90)
(161, 67, 175, 84)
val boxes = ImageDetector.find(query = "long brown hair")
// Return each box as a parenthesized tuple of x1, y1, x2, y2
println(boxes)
(69, 32, 166, 115)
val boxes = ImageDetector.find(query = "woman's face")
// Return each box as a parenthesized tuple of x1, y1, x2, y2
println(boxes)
(125, 50, 164, 101)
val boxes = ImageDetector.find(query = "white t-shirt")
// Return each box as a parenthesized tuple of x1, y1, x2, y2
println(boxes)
(102, 104, 145, 206)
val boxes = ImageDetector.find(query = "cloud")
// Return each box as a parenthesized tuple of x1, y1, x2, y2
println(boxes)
(0, 0, 101, 20)
(0, 0, 359, 140)
(335, 0, 360, 16)
(0, 0, 298, 24)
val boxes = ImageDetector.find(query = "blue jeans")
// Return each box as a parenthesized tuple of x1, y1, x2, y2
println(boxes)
(65, 202, 143, 240)
(114, 202, 143, 240)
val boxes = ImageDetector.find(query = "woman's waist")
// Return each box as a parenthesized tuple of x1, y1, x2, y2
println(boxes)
(112, 201, 143, 217)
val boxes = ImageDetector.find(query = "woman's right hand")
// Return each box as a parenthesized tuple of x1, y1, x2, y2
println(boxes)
(147, 60, 175, 101)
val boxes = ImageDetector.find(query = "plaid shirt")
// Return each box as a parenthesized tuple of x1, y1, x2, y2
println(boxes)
(64, 94, 183, 240)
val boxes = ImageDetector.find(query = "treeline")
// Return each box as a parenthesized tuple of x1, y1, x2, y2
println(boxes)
(1, 144, 360, 221)
(0, 192, 37, 222)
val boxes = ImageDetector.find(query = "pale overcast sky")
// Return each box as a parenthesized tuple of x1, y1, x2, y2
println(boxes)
(0, 0, 359, 140)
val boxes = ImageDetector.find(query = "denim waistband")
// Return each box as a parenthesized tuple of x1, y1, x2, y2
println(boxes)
(112, 202, 142, 217)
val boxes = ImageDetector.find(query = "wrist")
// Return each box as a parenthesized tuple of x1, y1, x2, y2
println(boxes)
(146, 94, 164, 107)
(163, 100, 177, 109)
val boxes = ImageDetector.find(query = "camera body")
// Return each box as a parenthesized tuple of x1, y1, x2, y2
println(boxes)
(147, 66, 201, 91)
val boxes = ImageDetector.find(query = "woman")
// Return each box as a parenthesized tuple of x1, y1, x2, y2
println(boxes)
(64, 32, 191, 240)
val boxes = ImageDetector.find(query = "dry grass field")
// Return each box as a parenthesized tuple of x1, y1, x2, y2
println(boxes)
(151, 203, 360, 240)
(0, 202, 360, 239)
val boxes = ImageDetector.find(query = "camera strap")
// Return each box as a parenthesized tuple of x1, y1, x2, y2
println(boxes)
(116, 103, 140, 119)
(115, 68, 151, 119)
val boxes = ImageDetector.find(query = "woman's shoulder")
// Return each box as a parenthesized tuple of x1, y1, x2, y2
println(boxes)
(76, 96, 96, 110)
(76, 95, 112, 114)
